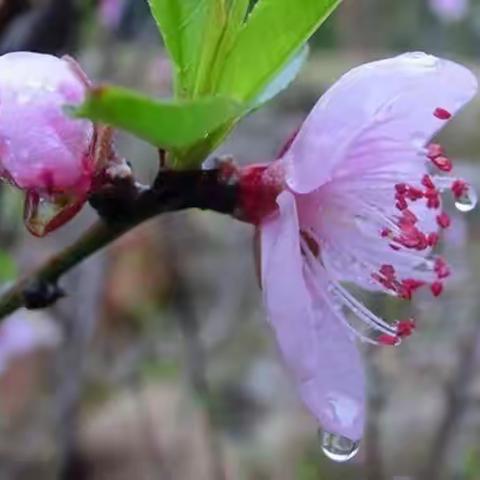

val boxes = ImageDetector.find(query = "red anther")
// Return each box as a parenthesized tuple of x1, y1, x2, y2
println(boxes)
(380, 264, 396, 278)
(451, 179, 467, 199)
(431, 155, 453, 172)
(425, 189, 440, 209)
(427, 143, 444, 159)
(399, 287, 412, 301)
(434, 107, 452, 120)
(378, 334, 399, 346)
(436, 212, 451, 229)
(415, 234, 429, 251)
(395, 183, 408, 194)
(400, 209, 418, 226)
(376, 275, 396, 291)
(396, 197, 408, 210)
(403, 278, 425, 291)
(406, 187, 424, 201)
(431, 282, 444, 297)
(372, 273, 395, 291)
(397, 318, 416, 338)
(427, 232, 440, 247)
(422, 174, 435, 189)
(434, 257, 451, 279)
(397, 235, 419, 249)
(381, 228, 391, 238)
(399, 279, 424, 300)
(396, 225, 427, 250)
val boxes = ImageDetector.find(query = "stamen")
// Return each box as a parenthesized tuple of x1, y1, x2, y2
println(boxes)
(451, 179, 467, 199)
(434, 257, 450, 279)
(378, 334, 399, 346)
(395, 196, 408, 211)
(406, 187, 424, 201)
(399, 279, 425, 300)
(431, 155, 453, 172)
(427, 143, 444, 158)
(396, 318, 416, 338)
(378, 319, 416, 346)
(399, 209, 418, 227)
(436, 212, 451, 229)
(327, 281, 398, 336)
(427, 232, 439, 247)
(433, 108, 452, 120)
(301, 238, 400, 345)
(431, 281, 443, 297)
(422, 174, 435, 189)
(425, 188, 440, 209)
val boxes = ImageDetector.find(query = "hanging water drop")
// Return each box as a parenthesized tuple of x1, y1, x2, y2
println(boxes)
(319, 430, 360, 462)
(454, 185, 477, 213)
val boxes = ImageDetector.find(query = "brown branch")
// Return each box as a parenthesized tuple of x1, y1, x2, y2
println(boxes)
(0, 168, 239, 320)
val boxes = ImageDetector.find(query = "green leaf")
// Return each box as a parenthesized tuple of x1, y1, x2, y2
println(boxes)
(207, 0, 250, 92)
(222, 0, 250, 50)
(0, 251, 17, 283)
(215, 0, 342, 101)
(74, 86, 242, 164)
(148, 0, 227, 97)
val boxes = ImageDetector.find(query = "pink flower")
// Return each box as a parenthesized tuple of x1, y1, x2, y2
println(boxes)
(258, 53, 477, 445)
(0, 52, 95, 236)
(429, 0, 469, 22)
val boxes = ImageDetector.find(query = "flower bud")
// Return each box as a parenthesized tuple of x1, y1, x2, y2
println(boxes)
(0, 52, 95, 236)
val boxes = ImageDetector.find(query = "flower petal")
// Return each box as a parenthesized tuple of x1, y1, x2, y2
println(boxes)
(299, 299, 365, 441)
(261, 191, 365, 439)
(284, 52, 477, 194)
(261, 191, 317, 381)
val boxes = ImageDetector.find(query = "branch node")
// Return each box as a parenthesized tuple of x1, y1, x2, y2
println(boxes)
(22, 279, 65, 310)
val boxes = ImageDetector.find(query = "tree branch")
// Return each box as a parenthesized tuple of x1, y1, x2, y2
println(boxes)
(0, 168, 239, 320)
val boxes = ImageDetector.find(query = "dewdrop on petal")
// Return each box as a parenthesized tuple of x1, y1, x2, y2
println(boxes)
(0, 52, 95, 236)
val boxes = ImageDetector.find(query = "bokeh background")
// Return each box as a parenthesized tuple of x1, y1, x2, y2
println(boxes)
(0, 1, 480, 479)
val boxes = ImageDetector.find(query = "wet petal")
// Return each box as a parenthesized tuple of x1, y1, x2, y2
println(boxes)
(284, 52, 477, 194)
(261, 191, 365, 439)
(299, 299, 365, 441)
(0, 52, 93, 193)
(261, 191, 317, 380)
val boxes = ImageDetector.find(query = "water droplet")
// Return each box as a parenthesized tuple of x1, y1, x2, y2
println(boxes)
(454, 185, 477, 213)
(319, 430, 360, 463)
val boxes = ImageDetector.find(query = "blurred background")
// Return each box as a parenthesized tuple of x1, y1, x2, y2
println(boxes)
(0, 0, 480, 479)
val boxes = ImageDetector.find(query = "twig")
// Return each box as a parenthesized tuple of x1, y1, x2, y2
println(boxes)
(0, 169, 238, 320)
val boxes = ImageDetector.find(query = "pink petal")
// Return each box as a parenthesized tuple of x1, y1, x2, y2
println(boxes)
(284, 52, 477, 194)
(261, 192, 365, 439)
(299, 298, 365, 441)
(0, 52, 93, 192)
(261, 191, 316, 381)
